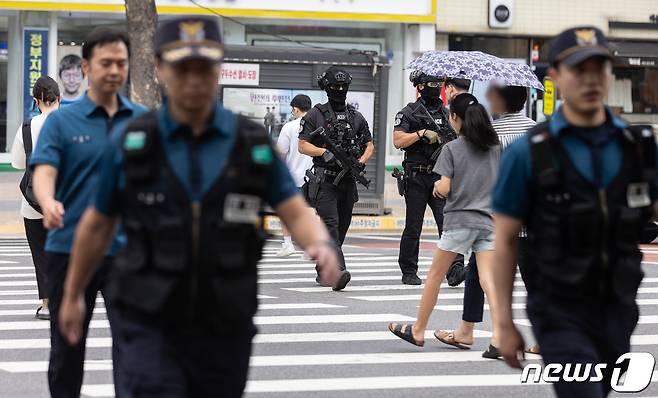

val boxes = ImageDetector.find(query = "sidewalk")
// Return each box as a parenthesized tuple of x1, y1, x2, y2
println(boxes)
(0, 171, 433, 235)
(0, 172, 24, 235)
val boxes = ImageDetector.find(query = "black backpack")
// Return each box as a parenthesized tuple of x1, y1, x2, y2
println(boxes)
(19, 121, 42, 214)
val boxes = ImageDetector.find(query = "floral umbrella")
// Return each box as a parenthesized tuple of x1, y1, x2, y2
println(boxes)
(407, 51, 544, 91)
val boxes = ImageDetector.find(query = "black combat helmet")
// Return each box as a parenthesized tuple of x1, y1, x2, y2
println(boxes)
(319, 66, 352, 104)
(409, 70, 442, 87)
(318, 66, 352, 90)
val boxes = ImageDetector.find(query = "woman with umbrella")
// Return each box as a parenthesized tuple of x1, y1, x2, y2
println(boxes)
(388, 51, 543, 356)
(428, 85, 541, 358)
(388, 93, 502, 352)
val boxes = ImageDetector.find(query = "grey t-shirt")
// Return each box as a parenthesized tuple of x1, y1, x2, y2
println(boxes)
(433, 136, 501, 231)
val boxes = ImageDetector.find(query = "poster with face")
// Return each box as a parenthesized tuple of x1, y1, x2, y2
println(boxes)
(221, 87, 375, 140)
(57, 46, 87, 106)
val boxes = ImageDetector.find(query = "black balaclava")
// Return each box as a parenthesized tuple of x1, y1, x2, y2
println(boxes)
(419, 80, 443, 108)
(321, 67, 351, 112)
(328, 88, 348, 111)
(420, 85, 442, 104)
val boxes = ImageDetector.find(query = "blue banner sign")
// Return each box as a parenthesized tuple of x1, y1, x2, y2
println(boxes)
(23, 28, 49, 120)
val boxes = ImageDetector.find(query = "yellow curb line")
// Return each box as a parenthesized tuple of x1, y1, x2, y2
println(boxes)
(0, 217, 423, 236)
(264, 216, 433, 233)
(0, 224, 25, 235)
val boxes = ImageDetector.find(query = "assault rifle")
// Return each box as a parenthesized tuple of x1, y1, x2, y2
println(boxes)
(309, 127, 370, 189)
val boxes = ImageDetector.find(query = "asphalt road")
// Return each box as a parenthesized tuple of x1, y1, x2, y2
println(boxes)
(1, 234, 658, 397)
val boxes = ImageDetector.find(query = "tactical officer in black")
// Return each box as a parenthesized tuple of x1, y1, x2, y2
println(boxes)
(493, 27, 658, 397)
(393, 71, 463, 285)
(57, 17, 342, 397)
(299, 66, 375, 291)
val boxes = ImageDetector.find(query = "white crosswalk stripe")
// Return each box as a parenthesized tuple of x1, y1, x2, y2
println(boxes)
(0, 281, 37, 287)
(517, 315, 658, 326)
(1, 238, 658, 398)
(283, 280, 536, 291)
(0, 308, 106, 317)
(432, 299, 658, 311)
(0, 351, 544, 374)
(0, 330, 495, 350)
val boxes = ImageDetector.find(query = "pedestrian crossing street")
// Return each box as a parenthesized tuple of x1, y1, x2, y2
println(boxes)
(1, 237, 658, 397)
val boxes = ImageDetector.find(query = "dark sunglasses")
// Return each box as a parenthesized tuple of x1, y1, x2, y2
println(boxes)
(423, 81, 442, 88)
(328, 83, 348, 91)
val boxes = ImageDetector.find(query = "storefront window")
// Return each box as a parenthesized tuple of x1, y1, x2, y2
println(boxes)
(612, 68, 658, 114)
(56, 14, 129, 100)
(449, 35, 529, 61)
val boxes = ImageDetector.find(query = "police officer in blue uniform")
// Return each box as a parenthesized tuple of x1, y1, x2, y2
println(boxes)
(57, 17, 342, 397)
(299, 67, 375, 291)
(493, 27, 658, 397)
(30, 27, 146, 398)
(393, 71, 466, 285)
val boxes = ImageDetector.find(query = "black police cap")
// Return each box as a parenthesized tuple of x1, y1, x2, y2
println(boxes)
(318, 66, 352, 89)
(548, 26, 613, 66)
(155, 16, 223, 64)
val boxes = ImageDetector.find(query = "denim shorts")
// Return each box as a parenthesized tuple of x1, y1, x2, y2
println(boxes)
(437, 228, 495, 256)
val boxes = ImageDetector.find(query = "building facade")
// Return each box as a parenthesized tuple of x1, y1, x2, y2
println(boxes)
(0, 0, 438, 170)
(1, 0, 656, 167)
(436, 0, 658, 125)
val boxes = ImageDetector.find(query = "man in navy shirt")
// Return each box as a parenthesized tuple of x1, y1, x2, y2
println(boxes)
(31, 27, 146, 397)
(493, 27, 658, 396)
(57, 17, 342, 397)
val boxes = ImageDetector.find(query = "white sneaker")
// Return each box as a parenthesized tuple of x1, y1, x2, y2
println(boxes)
(276, 246, 295, 257)
(35, 306, 50, 320)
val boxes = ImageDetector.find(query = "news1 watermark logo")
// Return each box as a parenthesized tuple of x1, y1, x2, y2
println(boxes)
(521, 352, 656, 392)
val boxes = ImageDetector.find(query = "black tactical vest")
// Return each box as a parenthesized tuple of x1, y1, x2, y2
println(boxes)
(112, 111, 270, 332)
(523, 123, 656, 304)
(399, 100, 454, 166)
(314, 103, 367, 171)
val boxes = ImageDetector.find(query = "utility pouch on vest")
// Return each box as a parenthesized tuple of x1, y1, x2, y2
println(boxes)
(630, 125, 657, 184)
(115, 220, 148, 273)
(151, 218, 187, 273)
(122, 111, 159, 184)
(530, 131, 561, 189)
(210, 224, 251, 272)
(613, 253, 645, 304)
(528, 127, 592, 296)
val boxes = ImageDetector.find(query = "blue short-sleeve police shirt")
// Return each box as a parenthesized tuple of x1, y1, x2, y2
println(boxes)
(492, 108, 658, 220)
(29, 93, 148, 254)
(95, 101, 299, 216)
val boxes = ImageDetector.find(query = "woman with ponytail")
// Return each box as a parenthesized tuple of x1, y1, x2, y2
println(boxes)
(10, 76, 60, 320)
(389, 93, 502, 357)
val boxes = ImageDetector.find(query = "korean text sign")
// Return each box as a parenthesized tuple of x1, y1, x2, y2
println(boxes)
(23, 28, 48, 120)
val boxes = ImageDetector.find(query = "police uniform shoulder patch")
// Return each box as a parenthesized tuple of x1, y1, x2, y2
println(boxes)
(394, 112, 404, 127)
(123, 131, 146, 151)
(252, 144, 273, 165)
